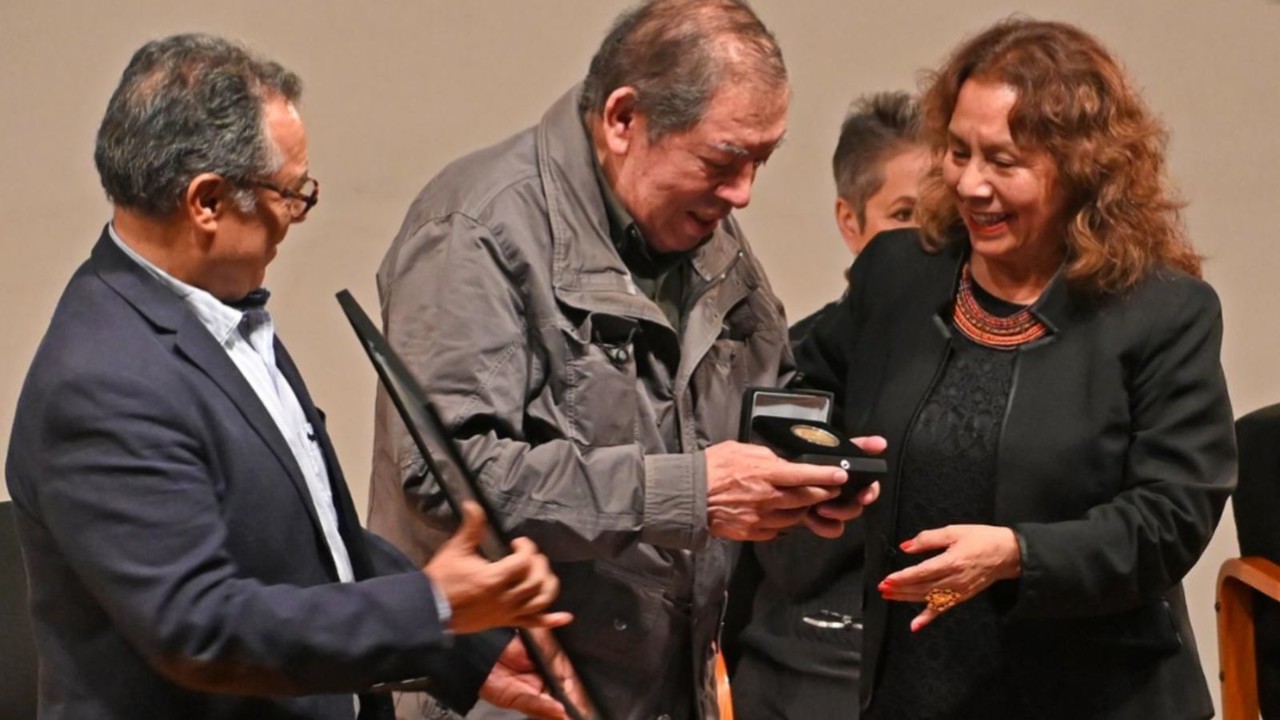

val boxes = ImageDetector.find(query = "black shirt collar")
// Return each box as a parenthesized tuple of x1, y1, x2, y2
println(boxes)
(587, 127, 693, 280)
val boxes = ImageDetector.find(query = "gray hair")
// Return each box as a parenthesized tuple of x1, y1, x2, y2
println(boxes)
(94, 33, 302, 217)
(579, 0, 787, 140)
(833, 91, 921, 226)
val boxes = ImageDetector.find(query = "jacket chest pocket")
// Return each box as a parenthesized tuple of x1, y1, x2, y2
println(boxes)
(695, 337, 750, 417)
(560, 311, 640, 446)
(693, 305, 780, 444)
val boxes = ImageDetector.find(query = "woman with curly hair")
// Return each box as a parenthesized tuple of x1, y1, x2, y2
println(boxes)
(793, 17, 1235, 719)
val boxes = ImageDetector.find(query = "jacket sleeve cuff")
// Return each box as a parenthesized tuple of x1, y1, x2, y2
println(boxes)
(1006, 521, 1060, 618)
(639, 451, 709, 550)
(423, 629, 512, 714)
(425, 578, 453, 635)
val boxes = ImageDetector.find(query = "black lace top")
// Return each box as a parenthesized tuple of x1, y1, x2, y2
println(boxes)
(866, 283, 1026, 720)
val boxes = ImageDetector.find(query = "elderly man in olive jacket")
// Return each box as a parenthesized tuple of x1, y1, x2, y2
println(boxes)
(368, 2, 882, 719)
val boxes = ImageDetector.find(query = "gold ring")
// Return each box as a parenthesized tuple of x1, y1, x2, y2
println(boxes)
(924, 587, 962, 613)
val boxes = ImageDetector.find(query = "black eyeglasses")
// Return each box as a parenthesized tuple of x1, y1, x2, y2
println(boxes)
(252, 177, 319, 219)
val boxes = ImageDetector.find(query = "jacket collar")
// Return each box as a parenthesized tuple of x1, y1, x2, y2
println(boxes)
(1027, 261, 1075, 335)
(91, 227, 191, 336)
(90, 228, 331, 558)
(535, 86, 757, 325)
(933, 229, 1076, 342)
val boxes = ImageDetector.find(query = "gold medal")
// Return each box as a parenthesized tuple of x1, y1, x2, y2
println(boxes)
(791, 423, 839, 448)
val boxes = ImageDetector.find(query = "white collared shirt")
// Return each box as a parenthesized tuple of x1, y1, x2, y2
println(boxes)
(109, 224, 355, 583)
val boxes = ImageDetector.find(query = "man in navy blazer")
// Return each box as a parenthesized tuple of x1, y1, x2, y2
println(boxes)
(5, 34, 572, 720)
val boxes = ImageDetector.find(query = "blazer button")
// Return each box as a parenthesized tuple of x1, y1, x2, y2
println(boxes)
(613, 617, 629, 631)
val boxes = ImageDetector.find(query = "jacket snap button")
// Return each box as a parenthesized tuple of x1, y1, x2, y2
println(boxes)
(613, 617, 629, 631)
(609, 347, 630, 364)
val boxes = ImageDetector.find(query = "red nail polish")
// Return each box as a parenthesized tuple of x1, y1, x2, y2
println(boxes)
(899, 540, 913, 551)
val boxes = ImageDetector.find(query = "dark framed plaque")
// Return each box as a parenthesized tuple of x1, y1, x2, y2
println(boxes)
(336, 290, 598, 720)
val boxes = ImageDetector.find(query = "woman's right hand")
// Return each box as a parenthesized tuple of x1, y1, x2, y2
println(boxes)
(877, 523, 1022, 632)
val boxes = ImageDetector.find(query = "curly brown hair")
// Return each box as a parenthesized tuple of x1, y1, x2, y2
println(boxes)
(916, 17, 1201, 294)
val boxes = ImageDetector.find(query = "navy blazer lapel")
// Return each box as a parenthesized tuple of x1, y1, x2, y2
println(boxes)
(273, 340, 377, 579)
(89, 231, 325, 536)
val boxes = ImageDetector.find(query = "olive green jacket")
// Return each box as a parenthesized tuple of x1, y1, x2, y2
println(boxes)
(368, 87, 792, 720)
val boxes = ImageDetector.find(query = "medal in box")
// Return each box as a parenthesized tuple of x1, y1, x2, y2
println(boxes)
(739, 387, 886, 494)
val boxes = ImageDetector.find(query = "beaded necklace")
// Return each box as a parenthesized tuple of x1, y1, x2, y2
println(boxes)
(952, 264, 1048, 349)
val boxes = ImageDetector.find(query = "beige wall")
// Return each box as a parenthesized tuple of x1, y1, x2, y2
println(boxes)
(3, 0, 1278, 712)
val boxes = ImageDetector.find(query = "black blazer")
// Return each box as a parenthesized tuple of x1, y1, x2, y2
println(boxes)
(795, 229, 1236, 720)
(5, 231, 505, 720)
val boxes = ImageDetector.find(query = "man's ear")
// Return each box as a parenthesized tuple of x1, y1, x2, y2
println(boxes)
(184, 173, 229, 233)
(600, 86, 642, 157)
(835, 196, 866, 255)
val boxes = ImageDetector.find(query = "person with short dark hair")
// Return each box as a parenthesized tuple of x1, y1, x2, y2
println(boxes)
(832, 91, 925, 255)
(6, 33, 572, 720)
(789, 91, 926, 344)
(367, 2, 883, 719)
(797, 18, 1235, 719)
(724, 91, 925, 720)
